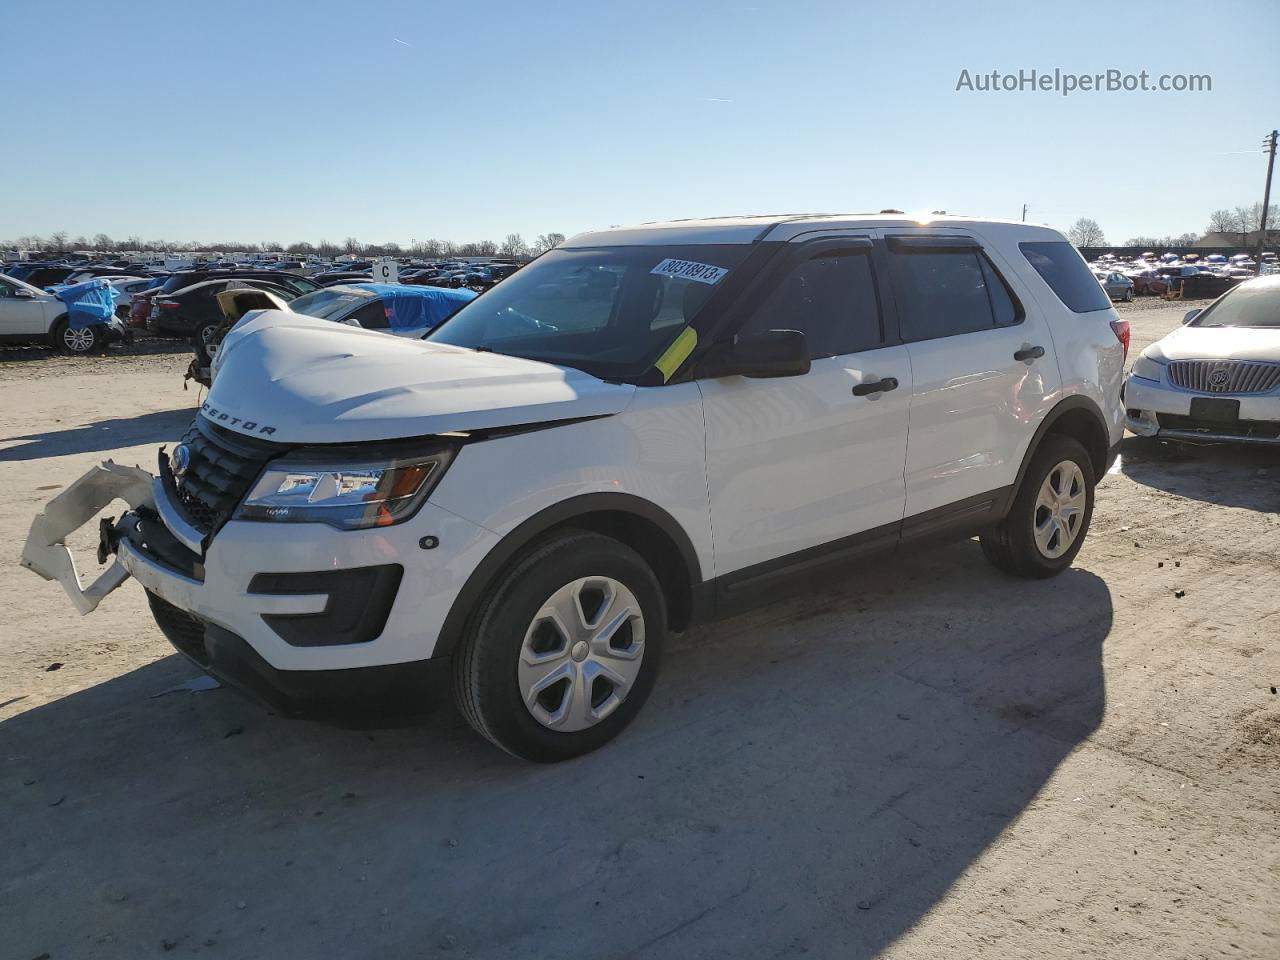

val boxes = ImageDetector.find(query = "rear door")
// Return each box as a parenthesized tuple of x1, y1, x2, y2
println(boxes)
(699, 236, 912, 580)
(885, 232, 1060, 519)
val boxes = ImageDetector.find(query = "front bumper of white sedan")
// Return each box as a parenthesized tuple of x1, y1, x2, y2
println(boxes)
(1124, 370, 1280, 445)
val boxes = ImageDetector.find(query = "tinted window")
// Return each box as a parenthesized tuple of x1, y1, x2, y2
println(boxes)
(978, 256, 1020, 327)
(1020, 241, 1112, 313)
(890, 251, 999, 341)
(740, 249, 882, 358)
(349, 300, 390, 329)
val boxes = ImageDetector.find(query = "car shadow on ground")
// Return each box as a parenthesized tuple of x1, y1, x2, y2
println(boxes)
(0, 338, 189, 364)
(1118, 435, 1280, 513)
(0, 407, 194, 462)
(1, 540, 1111, 959)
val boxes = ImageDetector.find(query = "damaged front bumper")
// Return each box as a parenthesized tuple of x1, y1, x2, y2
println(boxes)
(20, 461, 156, 614)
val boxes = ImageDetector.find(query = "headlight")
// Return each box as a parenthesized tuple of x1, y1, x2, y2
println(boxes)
(233, 450, 454, 529)
(1131, 355, 1165, 383)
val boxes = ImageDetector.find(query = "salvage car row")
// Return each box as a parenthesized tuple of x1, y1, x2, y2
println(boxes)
(0, 257, 517, 355)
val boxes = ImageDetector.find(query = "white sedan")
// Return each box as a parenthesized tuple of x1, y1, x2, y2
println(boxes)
(1125, 275, 1280, 445)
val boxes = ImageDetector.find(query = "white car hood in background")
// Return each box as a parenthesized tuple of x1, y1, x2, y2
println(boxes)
(1147, 324, 1280, 364)
(205, 311, 635, 443)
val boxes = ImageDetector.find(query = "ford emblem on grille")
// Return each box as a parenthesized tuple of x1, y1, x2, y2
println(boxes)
(1209, 368, 1230, 387)
(171, 443, 192, 478)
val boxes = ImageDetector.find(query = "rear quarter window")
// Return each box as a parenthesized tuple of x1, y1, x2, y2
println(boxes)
(1019, 241, 1112, 313)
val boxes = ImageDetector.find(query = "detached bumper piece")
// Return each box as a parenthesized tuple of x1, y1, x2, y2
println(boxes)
(21, 461, 155, 614)
(146, 585, 436, 717)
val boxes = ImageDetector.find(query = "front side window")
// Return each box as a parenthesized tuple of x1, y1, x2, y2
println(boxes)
(1020, 240, 1112, 313)
(428, 244, 753, 381)
(738, 249, 882, 357)
(890, 251, 1011, 341)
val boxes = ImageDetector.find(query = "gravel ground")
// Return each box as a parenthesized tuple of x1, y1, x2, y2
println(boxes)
(1, 301, 1276, 960)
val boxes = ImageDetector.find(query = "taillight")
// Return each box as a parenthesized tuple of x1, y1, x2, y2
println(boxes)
(158, 299, 180, 310)
(1110, 319, 1130, 361)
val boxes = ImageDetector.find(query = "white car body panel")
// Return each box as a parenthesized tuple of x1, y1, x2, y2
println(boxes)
(699, 347, 911, 576)
(205, 311, 636, 443)
(431, 383, 716, 583)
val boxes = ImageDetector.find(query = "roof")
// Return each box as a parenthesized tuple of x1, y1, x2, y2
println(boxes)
(564, 213, 1064, 247)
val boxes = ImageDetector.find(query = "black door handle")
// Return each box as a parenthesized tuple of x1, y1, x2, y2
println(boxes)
(1014, 345, 1045, 362)
(852, 377, 899, 397)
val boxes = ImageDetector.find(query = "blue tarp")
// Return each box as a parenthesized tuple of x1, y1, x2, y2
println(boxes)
(54, 278, 120, 331)
(351, 282, 477, 332)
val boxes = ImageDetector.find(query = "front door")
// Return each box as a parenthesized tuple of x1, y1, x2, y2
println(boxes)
(699, 237, 912, 581)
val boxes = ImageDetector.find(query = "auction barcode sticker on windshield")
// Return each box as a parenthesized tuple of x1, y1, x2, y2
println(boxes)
(650, 258, 729, 285)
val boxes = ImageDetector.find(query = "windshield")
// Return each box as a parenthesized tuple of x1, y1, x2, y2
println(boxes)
(427, 244, 752, 379)
(1191, 277, 1280, 329)
(290, 286, 374, 320)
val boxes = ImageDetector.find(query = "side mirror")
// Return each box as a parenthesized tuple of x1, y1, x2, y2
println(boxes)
(702, 329, 811, 379)
(1183, 308, 1200, 325)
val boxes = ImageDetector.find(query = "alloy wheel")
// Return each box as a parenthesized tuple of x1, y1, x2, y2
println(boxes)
(1033, 460, 1087, 559)
(62, 326, 95, 352)
(517, 576, 645, 732)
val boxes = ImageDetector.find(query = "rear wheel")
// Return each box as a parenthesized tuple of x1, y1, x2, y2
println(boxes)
(980, 435, 1095, 578)
(453, 531, 666, 761)
(51, 317, 98, 355)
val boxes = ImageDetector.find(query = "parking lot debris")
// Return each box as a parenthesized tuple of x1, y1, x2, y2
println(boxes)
(223, 726, 244, 739)
(1158, 562, 1165, 568)
(44, 662, 63, 672)
(1175, 590, 1186, 599)
(151, 675, 221, 698)
(48, 795, 65, 807)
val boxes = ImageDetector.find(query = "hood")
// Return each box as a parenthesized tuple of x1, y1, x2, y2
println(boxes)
(204, 310, 635, 443)
(1145, 323, 1280, 364)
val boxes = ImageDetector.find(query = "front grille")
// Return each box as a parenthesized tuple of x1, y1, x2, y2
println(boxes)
(168, 421, 280, 536)
(1167, 359, 1280, 395)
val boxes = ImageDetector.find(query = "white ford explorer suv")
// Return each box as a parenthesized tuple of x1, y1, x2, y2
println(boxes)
(23, 215, 1127, 761)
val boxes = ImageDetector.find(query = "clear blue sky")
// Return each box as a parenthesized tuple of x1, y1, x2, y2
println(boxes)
(3, 0, 1276, 247)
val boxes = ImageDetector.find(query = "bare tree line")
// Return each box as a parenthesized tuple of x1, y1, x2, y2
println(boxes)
(3, 231, 567, 259)
(1205, 203, 1280, 237)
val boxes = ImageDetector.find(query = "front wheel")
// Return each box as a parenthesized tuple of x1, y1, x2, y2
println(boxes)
(51, 318, 99, 355)
(453, 531, 666, 761)
(980, 434, 1095, 578)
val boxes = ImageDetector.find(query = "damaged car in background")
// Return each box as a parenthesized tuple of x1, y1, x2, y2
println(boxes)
(1125, 274, 1280, 445)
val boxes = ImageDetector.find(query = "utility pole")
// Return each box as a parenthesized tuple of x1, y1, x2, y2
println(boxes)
(1259, 130, 1277, 271)
(1021, 203, 1028, 222)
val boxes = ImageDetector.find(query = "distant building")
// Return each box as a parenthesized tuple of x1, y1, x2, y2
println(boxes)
(1194, 228, 1280, 249)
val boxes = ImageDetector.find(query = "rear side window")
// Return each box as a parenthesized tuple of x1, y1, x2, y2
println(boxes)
(888, 250, 1021, 341)
(1019, 241, 1111, 313)
(740, 249, 882, 358)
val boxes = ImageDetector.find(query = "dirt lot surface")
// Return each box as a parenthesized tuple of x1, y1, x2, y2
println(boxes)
(2, 303, 1277, 959)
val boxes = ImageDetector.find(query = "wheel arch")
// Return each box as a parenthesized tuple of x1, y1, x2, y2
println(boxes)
(1015, 395, 1111, 490)
(433, 493, 704, 660)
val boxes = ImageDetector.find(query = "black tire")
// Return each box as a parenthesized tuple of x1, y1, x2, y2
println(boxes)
(980, 434, 1096, 579)
(453, 530, 666, 762)
(192, 321, 220, 368)
(50, 317, 99, 355)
